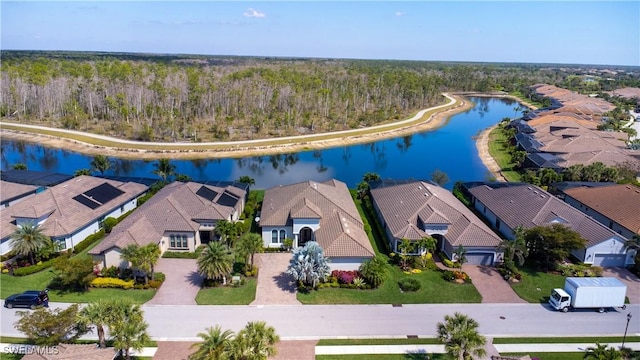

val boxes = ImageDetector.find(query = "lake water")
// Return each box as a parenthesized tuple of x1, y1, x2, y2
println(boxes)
(0, 97, 516, 189)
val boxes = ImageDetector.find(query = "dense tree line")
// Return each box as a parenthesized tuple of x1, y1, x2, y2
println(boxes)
(1, 51, 637, 142)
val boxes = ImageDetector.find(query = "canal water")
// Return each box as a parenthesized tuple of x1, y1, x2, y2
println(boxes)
(0, 97, 516, 189)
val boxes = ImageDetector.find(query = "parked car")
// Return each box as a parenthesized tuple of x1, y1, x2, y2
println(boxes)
(4, 290, 48, 309)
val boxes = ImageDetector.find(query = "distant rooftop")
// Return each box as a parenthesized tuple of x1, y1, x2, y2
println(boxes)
(0, 169, 73, 187)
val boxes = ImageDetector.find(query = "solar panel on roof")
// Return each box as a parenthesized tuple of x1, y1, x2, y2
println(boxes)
(72, 194, 101, 209)
(84, 183, 125, 204)
(196, 186, 219, 201)
(216, 191, 239, 207)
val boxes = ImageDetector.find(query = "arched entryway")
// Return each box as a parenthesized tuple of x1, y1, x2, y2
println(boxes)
(299, 227, 313, 246)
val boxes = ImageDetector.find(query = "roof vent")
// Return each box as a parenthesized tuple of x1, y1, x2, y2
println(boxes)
(527, 187, 532, 190)
(533, 191, 538, 194)
(424, 193, 429, 197)
(418, 186, 422, 190)
(540, 195, 545, 198)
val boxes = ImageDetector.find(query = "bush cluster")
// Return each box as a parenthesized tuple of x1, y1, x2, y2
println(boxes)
(244, 267, 258, 277)
(398, 278, 421, 292)
(331, 270, 362, 284)
(557, 263, 603, 277)
(90, 277, 135, 289)
(497, 265, 522, 281)
(162, 251, 198, 259)
(442, 270, 472, 283)
(12, 258, 57, 276)
(73, 230, 105, 254)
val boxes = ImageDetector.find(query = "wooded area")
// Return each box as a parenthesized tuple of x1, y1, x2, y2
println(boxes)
(2, 51, 638, 142)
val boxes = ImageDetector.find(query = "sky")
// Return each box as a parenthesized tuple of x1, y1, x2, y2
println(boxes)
(1, 1, 638, 66)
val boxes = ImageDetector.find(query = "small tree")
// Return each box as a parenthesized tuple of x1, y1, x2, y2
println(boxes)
(431, 169, 449, 186)
(197, 241, 234, 284)
(189, 325, 234, 360)
(237, 176, 256, 186)
(286, 241, 330, 288)
(583, 342, 622, 360)
(152, 158, 176, 182)
(453, 245, 467, 267)
(74, 168, 91, 177)
(103, 217, 118, 233)
(10, 222, 52, 265)
(233, 321, 279, 360)
(90, 155, 112, 175)
(437, 312, 487, 360)
(397, 239, 415, 271)
(237, 233, 263, 270)
(524, 224, 587, 271)
(12, 163, 28, 170)
(500, 225, 528, 271)
(51, 254, 96, 291)
(15, 304, 88, 346)
(359, 255, 388, 288)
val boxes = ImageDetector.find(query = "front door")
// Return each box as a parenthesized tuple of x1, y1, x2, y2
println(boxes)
(200, 230, 213, 244)
(299, 227, 313, 247)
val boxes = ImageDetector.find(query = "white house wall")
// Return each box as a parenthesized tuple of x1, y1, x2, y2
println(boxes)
(328, 257, 368, 271)
(261, 226, 293, 248)
(578, 237, 632, 266)
(292, 218, 320, 235)
(103, 248, 129, 269)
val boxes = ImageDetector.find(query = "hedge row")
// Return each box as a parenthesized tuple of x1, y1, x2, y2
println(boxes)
(90, 277, 135, 290)
(12, 258, 58, 276)
(162, 251, 198, 259)
(73, 229, 106, 254)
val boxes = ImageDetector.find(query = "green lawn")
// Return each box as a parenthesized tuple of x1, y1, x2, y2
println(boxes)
(487, 126, 522, 182)
(298, 266, 481, 304)
(317, 339, 440, 346)
(502, 353, 582, 360)
(317, 355, 442, 360)
(195, 278, 257, 305)
(494, 336, 640, 344)
(509, 267, 565, 303)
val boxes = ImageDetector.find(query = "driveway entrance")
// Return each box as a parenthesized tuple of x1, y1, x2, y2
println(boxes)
(146, 258, 203, 305)
(251, 253, 300, 305)
(462, 265, 526, 303)
(602, 267, 640, 304)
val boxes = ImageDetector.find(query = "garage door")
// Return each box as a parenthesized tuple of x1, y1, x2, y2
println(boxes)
(593, 254, 626, 267)
(465, 253, 494, 265)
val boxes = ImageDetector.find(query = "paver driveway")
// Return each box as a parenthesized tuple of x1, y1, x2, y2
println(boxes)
(462, 265, 527, 303)
(603, 267, 640, 304)
(251, 253, 300, 305)
(146, 258, 203, 305)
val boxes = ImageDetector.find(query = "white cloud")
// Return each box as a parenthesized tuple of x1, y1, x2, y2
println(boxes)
(243, 8, 266, 18)
(395, 11, 405, 17)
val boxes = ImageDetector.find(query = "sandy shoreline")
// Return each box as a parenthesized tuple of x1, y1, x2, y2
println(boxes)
(1, 92, 535, 180)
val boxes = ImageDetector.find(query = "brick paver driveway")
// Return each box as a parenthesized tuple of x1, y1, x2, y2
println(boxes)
(251, 253, 300, 305)
(602, 267, 640, 304)
(146, 258, 203, 305)
(462, 265, 527, 303)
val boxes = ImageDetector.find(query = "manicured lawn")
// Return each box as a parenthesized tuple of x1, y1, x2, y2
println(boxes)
(195, 278, 257, 305)
(1, 271, 157, 305)
(509, 267, 565, 303)
(1, 354, 24, 360)
(502, 353, 582, 360)
(494, 336, 640, 344)
(353, 193, 390, 255)
(298, 266, 481, 304)
(317, 355, 442, 360)
(487, 126, 522, 182)
(318, 339, 440, 346)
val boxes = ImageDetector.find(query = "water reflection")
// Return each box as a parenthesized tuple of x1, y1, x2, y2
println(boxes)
(0, 97, 516, 189)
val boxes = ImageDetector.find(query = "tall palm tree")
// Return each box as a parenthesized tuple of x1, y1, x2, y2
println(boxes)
(197, 242, 234, 284)
(111, 315, 151, 360)
(237, 233, 263, 270)
(189, 325, 234, 360)
(499, 226, 528, 269)
(140, 243, 161, 282)
(77, 299, 111, 348)
(437, 312, 487, 360)
(583, 342, 622, 360)
(10, 222, 51, 265)
(90, 155, 112, 175)
(152, 158, 176, 182)
(234, 321, 279, 360)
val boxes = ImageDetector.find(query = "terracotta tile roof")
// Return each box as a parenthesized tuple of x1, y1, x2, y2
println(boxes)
(534, 85, 615, 116)
(260, 180, 374, 258)
(0, 180, 39, 204)
(606, 87, 640, 99)
(1, 176, 147, 240)
(21, 344, 116, 360)
(466, 183, 625, 247)
(90, 181, 246, 254)
(563, 184, 640, 234)
(370, 180, 501, 249)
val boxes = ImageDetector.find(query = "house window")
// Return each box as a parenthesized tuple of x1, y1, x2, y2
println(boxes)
(53, 238, 66, 250)
(169, 235, 189, 249)
(279, 230, 286, 242)
(271, 230, 278, 244)
(98, 216, 106, 228)
(271, 229, 286, 244)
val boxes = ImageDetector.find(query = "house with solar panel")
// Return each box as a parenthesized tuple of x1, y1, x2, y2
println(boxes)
(259, 179, 375, 270)
(89, 181, 247, 269)
(0, 176, 148, 255)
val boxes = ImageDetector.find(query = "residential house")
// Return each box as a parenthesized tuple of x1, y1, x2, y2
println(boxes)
(370, 180, 503, 265)
(559, 183, 640, 240)
(259, 179, 374, 271)
(0, 176, 147, 255)
(0, 180, 40, 209)
(464, 182, 633, 267)
(89, 181, 247, 269)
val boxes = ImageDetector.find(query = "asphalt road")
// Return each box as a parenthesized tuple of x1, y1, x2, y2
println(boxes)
(2, 302, 639, 340)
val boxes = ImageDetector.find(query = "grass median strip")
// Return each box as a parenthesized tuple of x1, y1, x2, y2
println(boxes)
(195, 278, 257, 305)
(317, 338, 440, 346)
(493, 336, 640, 344)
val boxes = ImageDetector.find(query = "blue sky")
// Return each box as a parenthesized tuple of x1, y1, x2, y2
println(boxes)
(1, 1, 638, 66)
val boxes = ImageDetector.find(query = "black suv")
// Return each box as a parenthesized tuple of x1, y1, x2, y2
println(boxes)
(4, 290, 47, 309)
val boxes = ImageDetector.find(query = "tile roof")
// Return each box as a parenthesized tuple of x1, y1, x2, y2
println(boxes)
(1, 176, 147, 240)
(370, 180, 501, 249)
(89, 181, 246, 254)
(466, 182, 625, 247)
(534, 85, 615, 116)
(21, 344, 116, 360)
(563, 184, 640, 234)
(260, 180, 374, 258)
(0, 180, 39, 204)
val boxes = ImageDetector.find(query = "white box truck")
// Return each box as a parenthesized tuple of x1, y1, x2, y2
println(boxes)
(549, 277, 627, 313)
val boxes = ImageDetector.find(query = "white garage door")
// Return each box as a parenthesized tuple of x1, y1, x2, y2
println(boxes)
(593, 254, 626, 267)
(465, 253, 494, 265)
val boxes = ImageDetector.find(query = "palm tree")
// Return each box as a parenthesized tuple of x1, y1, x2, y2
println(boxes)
(499, 226, 528, 270)
(74, 168, 91, 177)
(120, 244, 143, 277)
(397, 238, 414, 271)
(77, 299, 111, 348)
(90, 155, 112, 175)
(111, 315, 151, 360)
(453, 245, 467, 267)
(583, 342, 622, 360)
(189, 326, 234, 360)
(437, 312, 487, 360)
(11, 163, 27, 170)
(234, 321, 279, 360)
(237, 233, 263, 270)
(359, 255, 388, 288)
(139, 244, 161, 283)
(197, 242, 234, 284)
(10, 222, 52, 265)
(152, 158, 176, 182)
(237, 176, 255, 186)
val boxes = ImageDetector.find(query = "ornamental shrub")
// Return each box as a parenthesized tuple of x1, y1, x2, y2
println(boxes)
(330, 270, 362, 285)
(13, 258, 57, 276)
(398, 278, 421, 292)
(154, 272, 166, 282)
(90, 277, 135, 290)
